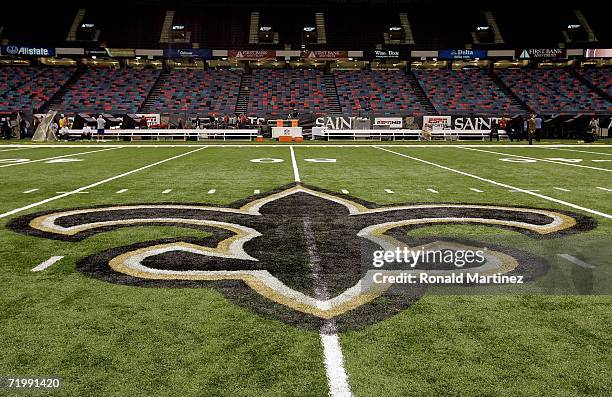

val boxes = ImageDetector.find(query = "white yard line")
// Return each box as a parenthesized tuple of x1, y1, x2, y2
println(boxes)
(553, 187, 571, 192)
(469, 188, 483, 193)
(546, 147, 612, 156)
(557, 254, 596, 269)
(384, 189, 395, 194)
(23, 188, 39, 194)
(162, 189, 172, 194)
(293, 148, 352, 397)
(0, 147, 120, 168)
(320, 333, 353, 397)
(207, 189, 216, 194)
(0, 147, 207, 220)
(374, 146, 612, 220)
(31, 256, 64, 272)
(427, 188, 439, 193)
(596, 187, 612, 192)
(289, 145, 301, 183)
(461, 147, 612, 172)
(116, 189, 129, 194)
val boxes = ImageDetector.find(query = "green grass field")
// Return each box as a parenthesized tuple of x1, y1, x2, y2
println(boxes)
(0, 142, 611, 396)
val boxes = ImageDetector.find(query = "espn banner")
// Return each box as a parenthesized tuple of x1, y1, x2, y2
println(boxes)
(228, 50, 277, 59)
(301, 50, 349, 60)
(421, 116, 502, 130)
(373, 117, 403, 129)
(422, 116, 451, 129)
(516, 49, 567, 59)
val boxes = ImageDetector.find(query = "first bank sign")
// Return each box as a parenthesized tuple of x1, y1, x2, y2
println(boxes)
(1, 45, 55, 56)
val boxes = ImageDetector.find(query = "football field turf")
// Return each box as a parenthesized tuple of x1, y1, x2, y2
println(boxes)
(0, 143, 611, 396)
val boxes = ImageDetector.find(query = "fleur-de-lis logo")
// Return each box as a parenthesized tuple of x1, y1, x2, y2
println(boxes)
(9, 183, 594, 331)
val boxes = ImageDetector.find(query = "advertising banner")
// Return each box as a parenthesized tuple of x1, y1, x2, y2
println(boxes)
(451, 116, 501, 130)
(85, 48, 111, 57)
(585, 49, 612, 58)
(315, 116, 359, 129)
(422, 115, 451, 129)
(301, 50, 349, 60)
(163, 48, 212, 59)
(373, 117, 403, 129)
(372, 50, 401, 59)
(1, 45, 55, 57)
(228, 50, 277, 59)
(438, 49, 487, 59)
(516, 49, 567, 59)
(135, 114, 161, 127)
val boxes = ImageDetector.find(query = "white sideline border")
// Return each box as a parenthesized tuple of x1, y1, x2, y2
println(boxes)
(374, 146, 612, 220)
(1, 144, 611, 149)
(0, 147, 207, 220)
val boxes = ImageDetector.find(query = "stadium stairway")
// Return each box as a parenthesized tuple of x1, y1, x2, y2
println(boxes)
(406, 70, 437, 115)
(235, 73, 252, 114)
(323, 74, 342, 114)
(569, 69, 612, 103)
(40, 66, 85, 114)
(140, 69, 170, 113)
(489, 70, 532, 114)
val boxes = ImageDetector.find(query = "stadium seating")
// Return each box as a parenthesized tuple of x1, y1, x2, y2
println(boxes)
(334, 69, 425, 115)
(413, 69, 522, 115)
(498, 68, 611, 114)
(56, 68, 160, 113)
(0, 67, 76, 112)
(150, 69, 242, 114)
(577, 68, 612, 97)
(247, 69, 331, 116)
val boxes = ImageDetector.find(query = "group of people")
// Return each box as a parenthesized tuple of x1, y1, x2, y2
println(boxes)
(489, 114, 543, 144)
(54, 114, 107, 141)
(1, 112, 29, 139)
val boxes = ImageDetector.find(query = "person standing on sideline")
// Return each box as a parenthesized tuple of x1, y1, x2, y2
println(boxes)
(527, 114, 536, 145)
(489, 120, 500, 141)
(499, 115, 510, 141)
(535, 114, 542, 142)
(96, 115, 106, 142)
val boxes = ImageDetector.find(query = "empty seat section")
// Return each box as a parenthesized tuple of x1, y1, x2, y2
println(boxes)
(578, 68, 612, 97)
(247, 69, 330, 116)
(56, 68, 160, 113)
(334, 70, 424, 115)
(0, 66, 75, 112)
(498, 68, 611, 114)
(150, 69, 242, 114)
(413, 69, 521, 115)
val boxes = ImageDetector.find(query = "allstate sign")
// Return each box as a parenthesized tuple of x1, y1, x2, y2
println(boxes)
(1, 45, 55, 56)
